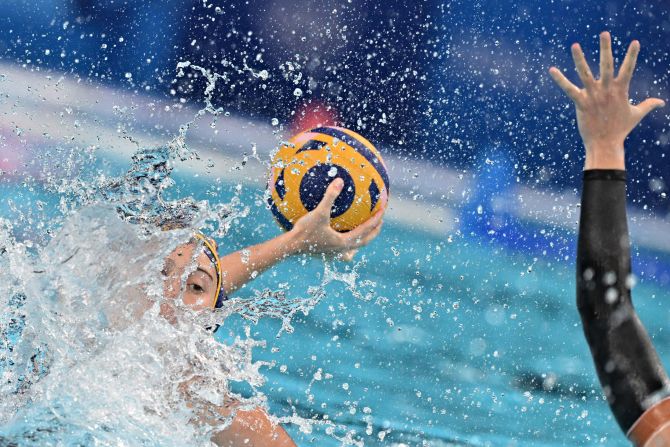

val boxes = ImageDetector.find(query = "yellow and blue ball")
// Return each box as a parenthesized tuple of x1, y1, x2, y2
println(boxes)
(267, 126, 390, 232)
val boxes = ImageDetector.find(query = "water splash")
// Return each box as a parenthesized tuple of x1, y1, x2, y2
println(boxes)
(0, 62, 373, 446)
(0, 203, 270, 445)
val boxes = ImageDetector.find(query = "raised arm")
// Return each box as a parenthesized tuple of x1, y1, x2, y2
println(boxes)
(220, 178, 383, 294)
(550, 32, 668, 445)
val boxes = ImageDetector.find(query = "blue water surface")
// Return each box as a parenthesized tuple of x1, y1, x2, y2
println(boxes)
(177, 170, 670, 446)
(3, 165, 670, 447)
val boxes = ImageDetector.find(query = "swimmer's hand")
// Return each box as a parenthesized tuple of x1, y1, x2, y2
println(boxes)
(549, 31, 666, 170)
(218, 178, 382, 294)
(288, 178, 384, 262)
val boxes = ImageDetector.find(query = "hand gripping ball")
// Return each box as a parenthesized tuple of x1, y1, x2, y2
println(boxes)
(267, 126, 390, 232)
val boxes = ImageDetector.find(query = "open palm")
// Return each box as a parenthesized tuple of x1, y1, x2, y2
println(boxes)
(549, 32, 665, 169)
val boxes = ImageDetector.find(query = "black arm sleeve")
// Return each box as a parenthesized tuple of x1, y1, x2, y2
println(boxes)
(577, 169, 670, 433)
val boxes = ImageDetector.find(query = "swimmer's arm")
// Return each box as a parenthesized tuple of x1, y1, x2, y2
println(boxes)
(550, 32, 668, 435)
(220, 178, 383, 293)
(211, 407, 296, 447)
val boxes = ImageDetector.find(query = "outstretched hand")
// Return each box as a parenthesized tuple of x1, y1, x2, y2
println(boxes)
(549, 31, 665, 170)
(288, 178, 384, 262)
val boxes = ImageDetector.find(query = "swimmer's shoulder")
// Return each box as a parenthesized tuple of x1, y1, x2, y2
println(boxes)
(211, 407, 296, 447)
(629, 397, 670, 447)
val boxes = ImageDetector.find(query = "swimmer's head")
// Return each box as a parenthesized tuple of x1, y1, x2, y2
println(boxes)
(161, 234, 226, 311)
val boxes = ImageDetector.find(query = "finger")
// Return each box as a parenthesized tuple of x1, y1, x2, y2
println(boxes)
(344, 210, 384, 242)
(634, 98, 666, 122)
(571, 43, 595, 87)
(354, 221, 383, 248)
(341, 249, 357, 262)
(617, 40, 640, 86)
(315, 178, 344, 217)
(548, 67, 582, 103)
(345, 219, 383, 250)
(599, 31, 614, 85)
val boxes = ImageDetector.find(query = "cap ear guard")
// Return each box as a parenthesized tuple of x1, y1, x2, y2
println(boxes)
(194, 233, 227, 308)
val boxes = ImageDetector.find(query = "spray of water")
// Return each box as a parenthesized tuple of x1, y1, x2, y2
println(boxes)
(0, 62, 371, 446)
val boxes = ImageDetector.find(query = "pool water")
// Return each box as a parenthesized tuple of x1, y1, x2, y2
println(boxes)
(2, 159, 670, 447)
(171, 170, 670, 446)
(212, 185, 619, 447)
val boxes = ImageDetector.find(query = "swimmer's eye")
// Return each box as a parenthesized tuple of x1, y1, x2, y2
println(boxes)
(187, 283, 205, 293)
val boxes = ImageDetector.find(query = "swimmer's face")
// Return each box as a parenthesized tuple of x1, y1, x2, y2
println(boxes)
(162, 242, 217, 310)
